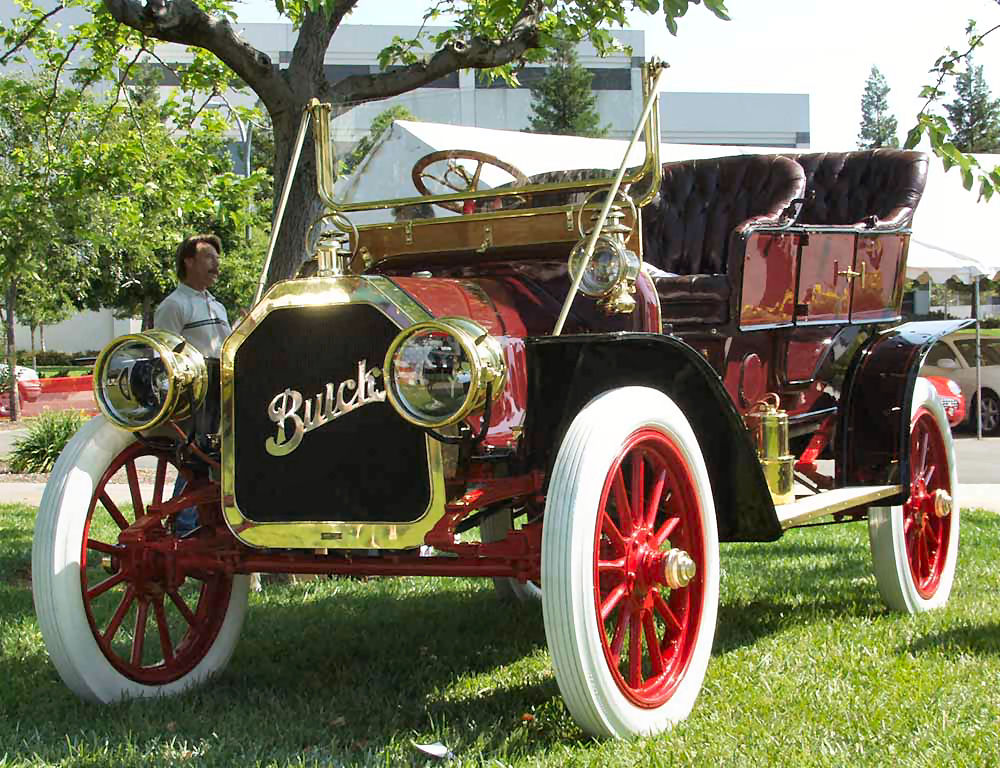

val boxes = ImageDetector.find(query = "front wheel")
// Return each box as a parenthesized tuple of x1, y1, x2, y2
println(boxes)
(542, 387, 719, 738)
(32, 416, 249, 702)
(869, 378, 959, 613)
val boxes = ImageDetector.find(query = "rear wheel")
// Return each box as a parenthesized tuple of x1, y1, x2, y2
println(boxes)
(542, 387, 719, 738)
(33, 416, 249, 702)
(869, 378, 958, 613)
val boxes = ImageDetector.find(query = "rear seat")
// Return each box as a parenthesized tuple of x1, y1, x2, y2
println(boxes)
(641, 155, 806, 326)
(783, 149, 928, 228)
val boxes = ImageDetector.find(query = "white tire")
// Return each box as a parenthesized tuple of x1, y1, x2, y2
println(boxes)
(32, 415, 249, 702)
(869, 377, 959, 613)
(480, 509, 542, 602)
(542, 387, 719, 738)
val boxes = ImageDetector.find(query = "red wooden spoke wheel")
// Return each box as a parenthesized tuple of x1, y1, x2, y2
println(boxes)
(594, 428, 704, 707)
(80, 443, 234, 685)
(901, 408, 952, 598)
(542, 387, 719, 738)
(869, 379, 959, 614)
(33, 417, 249, 702)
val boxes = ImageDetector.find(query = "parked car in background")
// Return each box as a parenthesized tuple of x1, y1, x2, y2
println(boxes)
(924, 376, 966, 427)
(0, 364, 42, 407)
(921, 332, 1000, 435)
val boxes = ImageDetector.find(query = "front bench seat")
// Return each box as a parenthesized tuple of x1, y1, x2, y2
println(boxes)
(641, 154, 806, 326)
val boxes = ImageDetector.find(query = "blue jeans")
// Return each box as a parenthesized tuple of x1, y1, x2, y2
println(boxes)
(173, 474, 198, 534)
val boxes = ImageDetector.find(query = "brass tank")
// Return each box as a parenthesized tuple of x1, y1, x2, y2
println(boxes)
(745, 394, 795, 506)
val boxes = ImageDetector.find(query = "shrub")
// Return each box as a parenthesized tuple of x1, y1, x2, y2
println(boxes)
(9, 410, 88, 473)
(14, 350, 82, 368)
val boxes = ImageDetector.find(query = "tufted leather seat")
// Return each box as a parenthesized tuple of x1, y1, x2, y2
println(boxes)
(784, 149, 928, 228)
(641, 154, 806, 325)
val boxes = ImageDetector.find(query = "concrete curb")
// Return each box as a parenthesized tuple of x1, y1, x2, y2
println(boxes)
(0, 483, 158, 507)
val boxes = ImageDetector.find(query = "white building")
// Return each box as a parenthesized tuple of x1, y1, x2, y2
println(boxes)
(145, 24, 810, 152)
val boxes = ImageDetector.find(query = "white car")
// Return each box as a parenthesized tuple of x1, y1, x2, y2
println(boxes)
(921, 332, 1000, 435)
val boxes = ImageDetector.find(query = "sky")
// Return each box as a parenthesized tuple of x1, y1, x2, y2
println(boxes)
(229, 0, 1000, 151)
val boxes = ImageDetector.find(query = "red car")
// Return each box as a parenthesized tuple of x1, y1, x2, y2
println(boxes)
(925, 375, 966, 427)
(0, 365, 42, 416)
(33, 63, 965, 739)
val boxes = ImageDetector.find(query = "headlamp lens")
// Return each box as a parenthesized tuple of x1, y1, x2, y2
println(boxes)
(392, 328, 473, 423)
(97, 340, 170, 427)
(569, 236, 626, 297)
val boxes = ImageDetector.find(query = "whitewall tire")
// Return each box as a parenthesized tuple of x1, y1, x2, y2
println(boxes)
(869, 377, 959, 613)
(32, 416, 249, 703)
(542, 387, 719, 738)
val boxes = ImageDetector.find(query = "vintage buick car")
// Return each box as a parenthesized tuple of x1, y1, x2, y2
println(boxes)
(33, 62, 964, 738)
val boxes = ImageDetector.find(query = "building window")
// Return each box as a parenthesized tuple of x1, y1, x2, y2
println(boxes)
(324, 64, 375, 84)
(383, 66, 459, 88)
(476, 66, 630, 90)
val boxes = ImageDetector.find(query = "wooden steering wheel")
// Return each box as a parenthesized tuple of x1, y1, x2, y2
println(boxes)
(411, 150, 530, 213)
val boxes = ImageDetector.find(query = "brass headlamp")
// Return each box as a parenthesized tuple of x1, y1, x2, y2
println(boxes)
(384, 318, 505, 429)
(93, 330, 208, 431)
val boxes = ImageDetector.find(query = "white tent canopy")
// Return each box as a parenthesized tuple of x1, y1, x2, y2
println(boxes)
(906, 239, 1000, 285)
(905, 152, 1000, 284)
(334, 120, 783, 226)
(336, 120, 1000, 282)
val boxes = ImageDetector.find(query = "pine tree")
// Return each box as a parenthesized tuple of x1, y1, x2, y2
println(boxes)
(857, 65, 899, 149)
(945, 61, 1000, 153)
(527, 41, 608, 138)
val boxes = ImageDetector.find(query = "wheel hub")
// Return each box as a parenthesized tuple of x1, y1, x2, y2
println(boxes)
(933, 488, 953, 518)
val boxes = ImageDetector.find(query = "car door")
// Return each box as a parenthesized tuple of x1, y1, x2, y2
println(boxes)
(921, 339, 975, 398)
(952, 337, 1000, 396)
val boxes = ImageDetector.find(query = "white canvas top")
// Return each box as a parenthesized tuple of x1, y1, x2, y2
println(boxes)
(333, 119, 1000, 282)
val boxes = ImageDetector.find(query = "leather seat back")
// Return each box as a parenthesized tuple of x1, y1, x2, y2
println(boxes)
(641, 154, 806, 275)
(786, 149, 928, 229)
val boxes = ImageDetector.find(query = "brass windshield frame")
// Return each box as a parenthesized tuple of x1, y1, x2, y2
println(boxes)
(311, 60, 666, 217)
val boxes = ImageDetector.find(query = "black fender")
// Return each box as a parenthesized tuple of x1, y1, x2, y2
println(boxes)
(838, 319, 972, 490)
(524, 333, 782, 543)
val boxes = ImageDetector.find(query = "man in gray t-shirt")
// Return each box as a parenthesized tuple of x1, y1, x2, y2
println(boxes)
(154, 234, 231, 356)
(156, 234, 231, 534)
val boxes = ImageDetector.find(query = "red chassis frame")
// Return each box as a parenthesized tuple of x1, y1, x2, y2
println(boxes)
(124, 466, 545, 584)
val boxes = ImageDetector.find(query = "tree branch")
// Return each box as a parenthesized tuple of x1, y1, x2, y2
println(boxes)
(326, 0, 544, 108)
(287, 1, 359, 98)
(0, 6, 62, 65)
(101, 0, 291, 113)
(919, 21, 1000, 116)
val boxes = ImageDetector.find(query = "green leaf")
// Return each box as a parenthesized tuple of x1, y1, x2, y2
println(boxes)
(962, 166, 974, 190)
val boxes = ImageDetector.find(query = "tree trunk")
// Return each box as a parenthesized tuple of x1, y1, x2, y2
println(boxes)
(39, 323, 45, 352)
(30, 324, 36, 371)
(262, 112, 325, 290)
(142, 296, 154, 331)
(6, 281, 20, 422)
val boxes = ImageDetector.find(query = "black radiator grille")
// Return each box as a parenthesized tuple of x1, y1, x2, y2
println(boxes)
(232, 303, 430, 523)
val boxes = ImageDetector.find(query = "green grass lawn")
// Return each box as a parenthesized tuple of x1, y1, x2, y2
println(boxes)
(3, 504, 1000, 767)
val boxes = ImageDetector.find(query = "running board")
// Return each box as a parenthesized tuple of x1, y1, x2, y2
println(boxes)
(775, 485, 903, 529)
